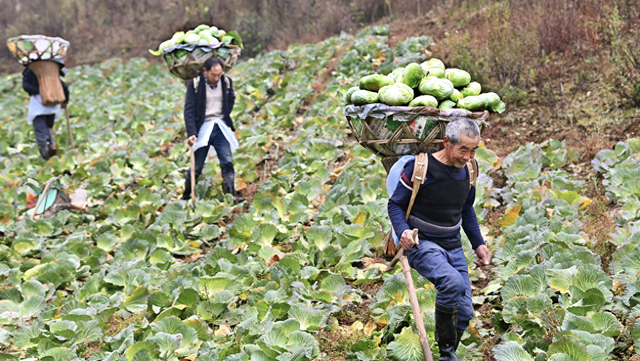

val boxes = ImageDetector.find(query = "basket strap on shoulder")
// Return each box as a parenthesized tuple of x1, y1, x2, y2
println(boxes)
(406, 153, 429, 219)
(193, 76, 200, 91)
(467, 158, 478, 190)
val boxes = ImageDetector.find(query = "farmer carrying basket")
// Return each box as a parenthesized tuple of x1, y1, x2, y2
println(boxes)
(345, 59, 504, 360)
(7, 35, 71, 160)
(150, 24, 243, 203)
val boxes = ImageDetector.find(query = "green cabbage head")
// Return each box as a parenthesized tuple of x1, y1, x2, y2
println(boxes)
(379, 83, 414, 106)
(184, 33, 201, 44)
(457, 96, 485, 111)
(445, 68, 471, 87)
(391, 67, 405, 82)
(439, 100, 457, 109)
(461, 82, 481, 97)
(450, 89, 463, 102)
(398, 63, 425, 88)
(351, 90, 380, 106)
(421, 58, 445, 70)
(149, 39, 177, 56)
(359, 74, 394, 92)
(426, 68, 445, 78)
(479, 92, 506, 113)
(345, 86, 360, 105)
(409, 95, 438, 108)
(194, 24, 210, 34)
(172, 31, 186, 41)
(418, 78, 454, 100)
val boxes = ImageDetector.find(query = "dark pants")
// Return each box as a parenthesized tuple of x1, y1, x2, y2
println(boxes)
(33, 114, 55, 143)
(407, 241, 474, 331)
(33, 114, 56, 160)
(188, 124, 234, 182)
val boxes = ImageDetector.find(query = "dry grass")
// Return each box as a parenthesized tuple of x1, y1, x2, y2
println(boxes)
(315, 328, 367, 361)
(103, 311, 147, 337)
(75, 312, 147, 359)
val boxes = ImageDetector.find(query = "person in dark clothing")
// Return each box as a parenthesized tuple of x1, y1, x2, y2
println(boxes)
(22, 59, 70, 160)
(183, 57, 239, 201)
(387, 118, 492, 361)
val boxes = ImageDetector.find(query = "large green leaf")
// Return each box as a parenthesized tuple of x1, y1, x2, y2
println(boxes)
(501, 275, 540, 301)
(387, 327, 423, 361)
(253, 224, 279, 247)
(198, 276, 242, 297)
(547, 335, 590, 361)
(305, 225, 333, 251)
(493, 341, 534, 361)
(590, 312, 623, 337)
(287, 304, 325, 331)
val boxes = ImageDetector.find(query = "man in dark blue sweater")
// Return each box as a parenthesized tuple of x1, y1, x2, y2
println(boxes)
(183, 57, 238, 201)
(388, 118, 492, 361)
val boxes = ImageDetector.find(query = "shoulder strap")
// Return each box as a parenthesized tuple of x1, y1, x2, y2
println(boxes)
(405, 153, 429, 219)
(467, 158, 478, 190)
(224, 75, 231, 89)
(193, 75, 200, 92)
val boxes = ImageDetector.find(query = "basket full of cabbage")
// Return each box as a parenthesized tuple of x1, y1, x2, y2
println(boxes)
(343, 58, 504, 157)
(149, 24, 243, 80)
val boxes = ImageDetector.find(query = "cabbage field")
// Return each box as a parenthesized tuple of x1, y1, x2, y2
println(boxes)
(0, 26, 638, 361)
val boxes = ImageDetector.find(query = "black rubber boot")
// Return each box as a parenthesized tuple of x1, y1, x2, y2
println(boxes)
(222, 173, 244, 203)
(182, 171, 199, 200)
(454, 328, 465, 353)
(37, 141, 51, 160)
(222, 173, 235, 196)
(48, 128, 57, 157)
(435, 303, 460, 361)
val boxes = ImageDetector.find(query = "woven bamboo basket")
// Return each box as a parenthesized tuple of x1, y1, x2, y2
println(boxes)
(345, 105, 488, 165)
(28, 60, 65, 105)
(163, 43, 241, 80)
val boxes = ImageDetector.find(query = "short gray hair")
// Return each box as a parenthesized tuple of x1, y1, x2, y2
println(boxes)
(445, 119, 481, 145)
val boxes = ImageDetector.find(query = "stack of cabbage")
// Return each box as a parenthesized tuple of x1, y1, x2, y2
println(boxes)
(345, 58, 505, 113)
(149, 24, 242, 56)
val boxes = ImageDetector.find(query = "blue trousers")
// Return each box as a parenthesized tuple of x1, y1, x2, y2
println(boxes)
(190, 124, 234, 179)
(407, 241, 473, 331)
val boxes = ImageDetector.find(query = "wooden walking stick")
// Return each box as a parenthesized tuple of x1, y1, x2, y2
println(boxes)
(64, 106, 75, 149)
(189, 143, 196, 209)
(386, 229, 434, 361)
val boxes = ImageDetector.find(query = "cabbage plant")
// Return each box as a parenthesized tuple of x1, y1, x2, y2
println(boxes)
(438, 100, 456, 109)
(418, 77, 454, 100)
(461, 81, 481, 97)
(397, 63, 425, 88)
(445, 68, 471, 87)
(351, 89, 380, 105)
(409, 95, 438, 107)
(457, 95, 485, 111)
(379, 83, 414, 106)
(359, 74, 394, 92)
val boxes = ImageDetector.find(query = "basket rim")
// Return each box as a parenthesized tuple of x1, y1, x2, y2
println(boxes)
(345, 108, 489, 157)
(7, 35, 69, 46)
(162, 42, 241, 56)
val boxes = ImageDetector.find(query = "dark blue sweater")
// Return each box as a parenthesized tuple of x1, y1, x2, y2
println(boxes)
(387, 157, 485, 250)
(184, 72, 236, 137)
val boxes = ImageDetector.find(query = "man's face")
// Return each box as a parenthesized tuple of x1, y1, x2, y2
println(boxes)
(204, 64, 224, 85)
(444, 134, 480, 168)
